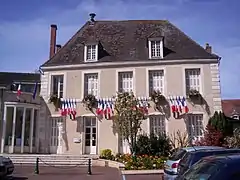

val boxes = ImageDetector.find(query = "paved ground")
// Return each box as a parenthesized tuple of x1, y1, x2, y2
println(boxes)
(6, 166, 163, 180)
(124, 174, 163, 180)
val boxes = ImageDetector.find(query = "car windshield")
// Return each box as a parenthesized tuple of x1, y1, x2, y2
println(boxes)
(170, 149, 187, 161)
(183, 159, 223, 180)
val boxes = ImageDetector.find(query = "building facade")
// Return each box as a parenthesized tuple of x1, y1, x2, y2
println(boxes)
(38, 15, 221, 155)
(0, 72, 41, 154)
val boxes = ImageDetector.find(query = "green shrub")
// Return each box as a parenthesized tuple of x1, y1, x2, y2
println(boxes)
(100, 149, 114, 160)
(135, 133, 172, 157)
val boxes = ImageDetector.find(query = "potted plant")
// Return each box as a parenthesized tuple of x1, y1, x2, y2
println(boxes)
(82, 94, 98, 111)
(187, 89, 202, 100)
(150, 90, 166, 104)
(48, 94, 61, 111)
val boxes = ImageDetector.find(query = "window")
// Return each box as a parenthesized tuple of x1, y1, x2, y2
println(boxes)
(149, 40, 163, 59)
(85, 44, 98, 62)
(51, 75, 64, 98)
(118, 72, 133, 92)
(187, 114, 204, 141)
(149, 115, 166, 135)
(185, 68, 201, 94)
(84, 73, 98, 96)
(149, 70, 164, 95)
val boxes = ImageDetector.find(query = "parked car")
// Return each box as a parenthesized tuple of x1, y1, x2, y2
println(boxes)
(178, 154, 240, 180)
(0, 156, 14, 178)
(163, 146, 225, 180)
(176, 148, 240, 178)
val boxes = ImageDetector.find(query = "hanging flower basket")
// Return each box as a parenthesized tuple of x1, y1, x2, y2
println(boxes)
(150, 90, 166, 104)
(187, 89, 202, 100)
(48, 94, 61, 111)
(82, 94, 98, 111)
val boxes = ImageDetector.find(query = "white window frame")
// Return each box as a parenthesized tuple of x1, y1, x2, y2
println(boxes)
(84, 44, 98, 62)
(84, 73, 99, 97)
(49, 74, 65, 98)
(149, 115, 167, 135)
(118, 71, 134, 93)
(81, 70, 100, 99)
(148, 39, 163, 59)
(185, 68, 202, 95)
(148, 70, 164, 96)
(187, 114, 204, 142)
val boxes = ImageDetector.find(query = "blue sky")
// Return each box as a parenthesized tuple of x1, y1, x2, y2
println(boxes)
(0, 0, 239, 99)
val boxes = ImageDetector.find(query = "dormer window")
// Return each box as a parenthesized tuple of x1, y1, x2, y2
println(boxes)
(84, 44, 98, 62)
(148, 38, 163, 59)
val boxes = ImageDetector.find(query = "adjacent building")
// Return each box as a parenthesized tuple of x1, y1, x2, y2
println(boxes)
(0, 72, 40, 154)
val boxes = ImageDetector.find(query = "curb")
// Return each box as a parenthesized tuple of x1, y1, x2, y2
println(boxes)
(121, 169, 164, 175)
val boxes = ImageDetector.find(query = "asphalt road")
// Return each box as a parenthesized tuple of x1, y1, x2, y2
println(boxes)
(7, 166, 163, 180)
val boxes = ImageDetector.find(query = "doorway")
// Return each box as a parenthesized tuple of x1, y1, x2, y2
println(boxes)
(84, 117, 97, 154)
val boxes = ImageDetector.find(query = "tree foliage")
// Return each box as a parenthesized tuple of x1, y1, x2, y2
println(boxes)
(113, 92, 147, 154)
(208, 111, 233, 136)
(194, 124, 224, 146)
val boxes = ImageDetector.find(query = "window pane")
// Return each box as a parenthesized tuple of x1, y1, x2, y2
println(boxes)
(5, 107, 14, 146)
(149, 115, 166, 135)
(15, 107, 24, 146)
(149, 70, 164, 96)
(151, 41, 161, 58)
(118, 72, 133, 92)
(32, 109, 38, 146)
(84, 73, 98, 96)
(86, 45, 96, 60)
(187, 114, 203, 141)
(51, 75, 64, 98)
(24, 108, 32, 146)
(185, 69, 201, 93)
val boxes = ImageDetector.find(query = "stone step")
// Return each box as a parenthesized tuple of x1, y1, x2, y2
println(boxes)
(0, 154, 98, 166)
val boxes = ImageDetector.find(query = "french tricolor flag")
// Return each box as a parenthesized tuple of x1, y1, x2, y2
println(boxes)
(17, 84, 21, 99)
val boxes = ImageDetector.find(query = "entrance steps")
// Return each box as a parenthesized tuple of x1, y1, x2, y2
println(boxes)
(0, 154, 99, 166)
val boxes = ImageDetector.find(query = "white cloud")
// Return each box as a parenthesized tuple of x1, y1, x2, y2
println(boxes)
(0, 0, 239, 98)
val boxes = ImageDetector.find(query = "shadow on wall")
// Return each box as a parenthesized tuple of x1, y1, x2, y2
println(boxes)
(42, 97, 71, 154)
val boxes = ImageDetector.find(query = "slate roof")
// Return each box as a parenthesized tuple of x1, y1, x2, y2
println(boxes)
(41, 20, 219, 67)
(0, 72, 40, 88)
(222, 99, 240, 117)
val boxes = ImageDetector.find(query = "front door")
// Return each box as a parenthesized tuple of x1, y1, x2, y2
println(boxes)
(84, 117, 97, 154)
(50, 117, 64, 153)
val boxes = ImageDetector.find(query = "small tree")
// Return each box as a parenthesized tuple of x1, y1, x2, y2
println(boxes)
(208, 111, 233, 136)
(195, 124, 224, 146)
(114, 92, 147, 154)
(169, 130, 189, 149)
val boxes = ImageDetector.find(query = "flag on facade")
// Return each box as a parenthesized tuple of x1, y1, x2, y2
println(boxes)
(32, 82, 38, 99)
(17, 84, 21, 99)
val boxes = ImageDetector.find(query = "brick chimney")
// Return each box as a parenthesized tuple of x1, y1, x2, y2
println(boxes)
(205, 43, 212, 54)
(49, 24, 57, 59)
(56, 44, 62, 52)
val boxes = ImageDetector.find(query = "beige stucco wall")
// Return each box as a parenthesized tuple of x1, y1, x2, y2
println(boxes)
(39, 61, 222, 155)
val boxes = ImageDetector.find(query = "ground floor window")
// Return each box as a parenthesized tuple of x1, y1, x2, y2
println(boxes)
(149, 115, 166, 135)
(1, 104, 39, 153)
(187, 114, 204, 141)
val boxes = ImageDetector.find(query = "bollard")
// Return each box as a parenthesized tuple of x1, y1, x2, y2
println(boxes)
(34, 157, 39, 174)
(87, 158, 92, 175)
